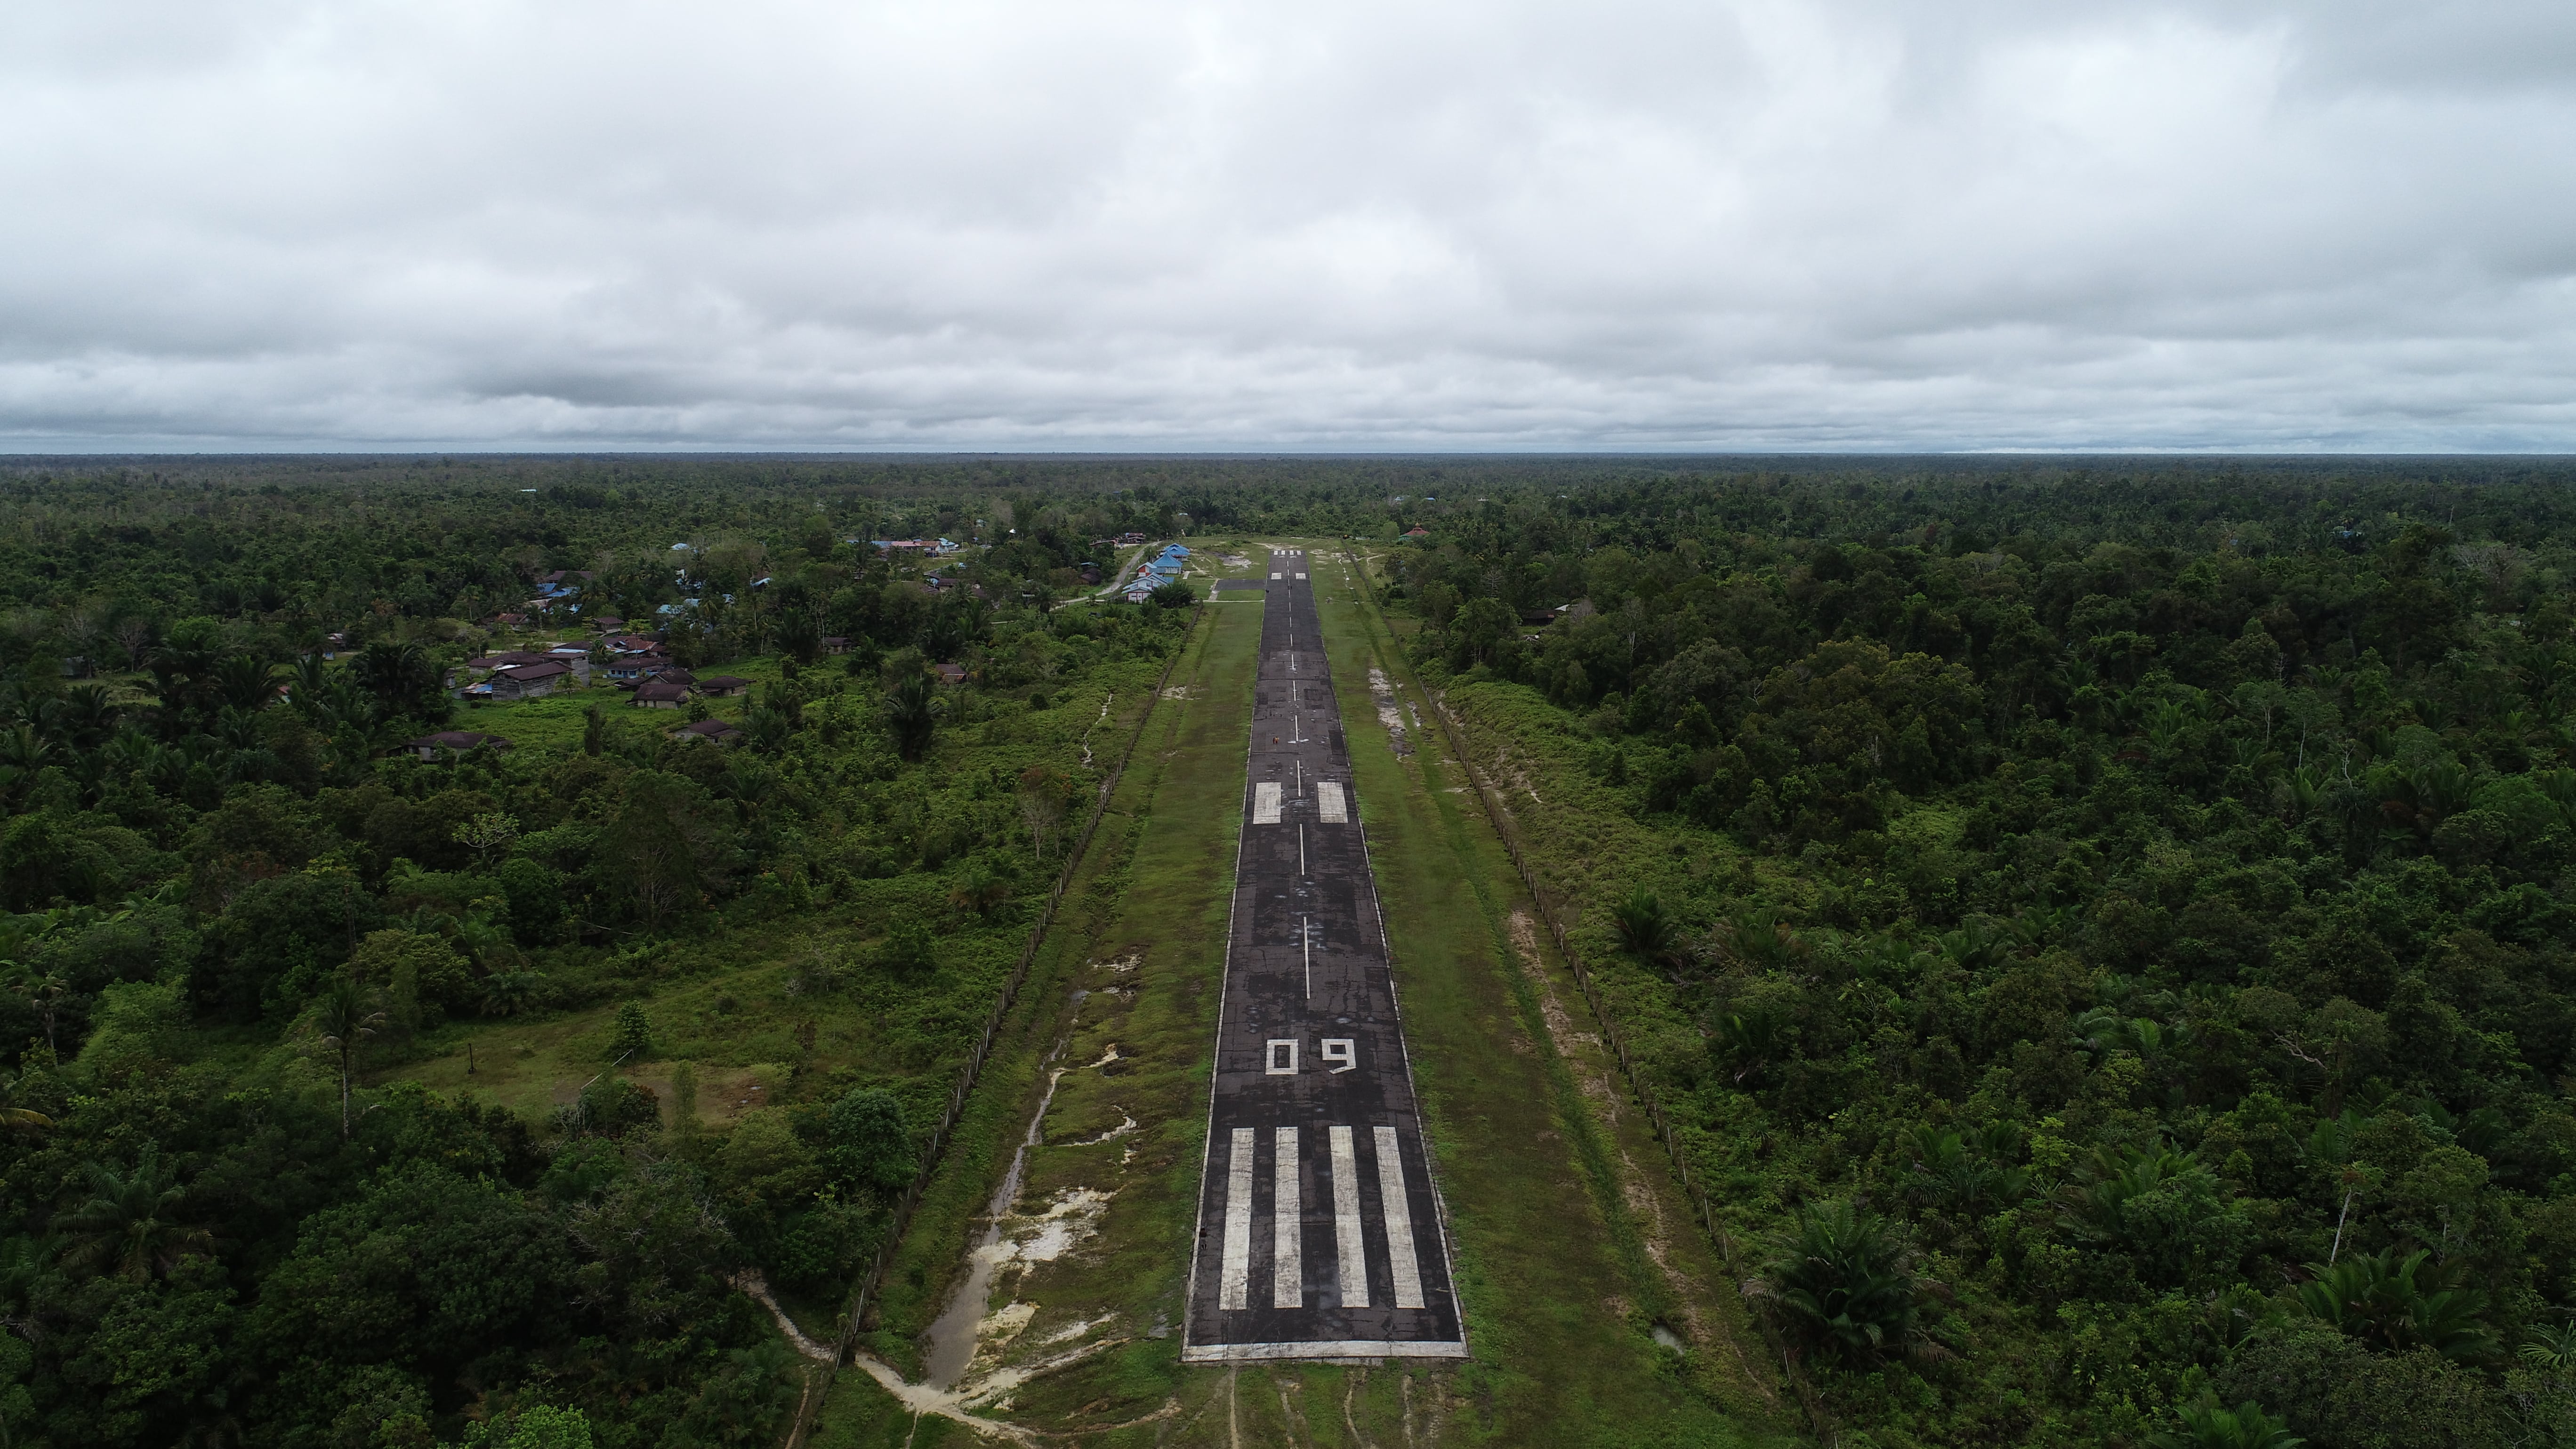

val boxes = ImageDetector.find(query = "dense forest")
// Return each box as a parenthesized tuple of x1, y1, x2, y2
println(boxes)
(0, 458, 1205, 1447)
(1382, 464, 2576, 1447)
(4, 452, 2575, 1448)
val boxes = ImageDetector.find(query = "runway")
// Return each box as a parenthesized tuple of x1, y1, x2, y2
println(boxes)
(1179, 550, 1467, 1362)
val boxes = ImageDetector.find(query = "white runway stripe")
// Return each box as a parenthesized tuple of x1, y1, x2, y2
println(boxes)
(1252, 781, 1281, 825)
(1221, 1129, 1255, 1310)
(1317, 781, 1347, 823)
(1273, 1127, 1302, 1308)
(1330, 1125, 1368, 1308)
(1374, 1126, 1426, 1309)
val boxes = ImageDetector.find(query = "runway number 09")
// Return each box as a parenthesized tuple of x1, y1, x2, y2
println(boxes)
(1264, 1039, 1359, 1074)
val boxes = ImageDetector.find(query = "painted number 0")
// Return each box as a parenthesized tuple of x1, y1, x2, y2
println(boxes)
(1265, 1040, 1299, 1075)
(1320, 1039, 1356, 1073)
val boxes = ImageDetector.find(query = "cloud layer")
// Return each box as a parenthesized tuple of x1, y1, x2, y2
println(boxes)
(4, 0, 2574, 450)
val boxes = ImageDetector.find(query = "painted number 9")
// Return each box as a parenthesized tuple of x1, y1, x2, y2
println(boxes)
(1320, 1039, 1356, 1073)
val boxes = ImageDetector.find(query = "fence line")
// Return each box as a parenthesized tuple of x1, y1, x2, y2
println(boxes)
(1340, 551, 1830, 1440)
(780, 603, 1204, 1449)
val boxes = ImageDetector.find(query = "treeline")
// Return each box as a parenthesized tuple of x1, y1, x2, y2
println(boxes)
(1388, 466, 2576, 1445)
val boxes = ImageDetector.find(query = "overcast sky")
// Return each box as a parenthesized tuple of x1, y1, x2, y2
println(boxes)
(4, 1, 2573, 452)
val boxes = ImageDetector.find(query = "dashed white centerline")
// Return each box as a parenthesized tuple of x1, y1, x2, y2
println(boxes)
(1330, 1125, 1369, 1308)
(1221, 1128, 1255, 1310)
(1375, 1126, 1426, 1309)
(1274, 1127, 1303, 1309)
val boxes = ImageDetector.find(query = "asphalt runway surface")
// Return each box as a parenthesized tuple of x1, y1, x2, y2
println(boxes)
(1180, 550, 1468, 1363)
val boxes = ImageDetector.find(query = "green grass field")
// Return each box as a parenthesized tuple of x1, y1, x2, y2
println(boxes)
(807, 544, 1804, 1448)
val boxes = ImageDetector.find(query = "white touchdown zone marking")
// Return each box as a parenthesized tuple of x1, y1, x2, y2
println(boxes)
(1316, 781, 1348, 824)
(1375, 1126, 1426, 1309)
(1273, 1127, 1302, 1308)
(1221, 1128, 1256, 1309)
(1252, 781, 1281, 825)
(1330, 1125, 1368, 1308)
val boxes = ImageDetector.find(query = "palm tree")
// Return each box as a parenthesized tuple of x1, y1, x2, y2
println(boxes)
(213, 653, 279, 714)
(2147, 1394, 2302, 1449)
(55, 1146, 210, 1281)
(311, 978, 386, 1139)
(0, 1073, 50, 1137)
(1747, 1198, 1942, 1362)
(1610, 889, 1683, 971)
(883, 670, 945, 761)
(350, 639, 436, 722)
(2522, 1319, 2576, 1375)
(2296, 1248, 2496, 1362)
(479, 967, 546, 1019)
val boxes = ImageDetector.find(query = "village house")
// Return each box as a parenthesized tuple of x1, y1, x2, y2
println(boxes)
(632, 678, 690, 709)
(670, 717, 743, 744)
(604, 652, 674, 684)
(487, 660, 572, 700)
(403, 731, 510, 762)
(697, 676, 752, 698)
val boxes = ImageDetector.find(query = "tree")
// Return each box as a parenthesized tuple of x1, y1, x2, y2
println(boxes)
(597, 772, 725, 926)
(2147, 1394, 2303, 1449)
(1610, 889, 1683, 971)
(0, 1071, 49, 1138)
(611, 1002, 652, 1063)
(460, 1404, 595, 1449)
(827, 1087, 913, 1196)
(479, 967, 546, 1018)
(1017, 765, 1075, 862)
(1747, 1199, 1941, 1362)
(882, 670, 944, 762)
(349, 640, 443, 724)
(2295, 1248, 2496, 1362)
(310, 976, 386, 1139)
(55, 1146, 211, 1281)
(454, 811, 519, 868)
(2522, 1319, 2576, 1375)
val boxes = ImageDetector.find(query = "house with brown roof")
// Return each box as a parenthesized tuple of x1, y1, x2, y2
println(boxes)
(931, 661, 968, 686)
(671, 717, 744, 744)
(697, 676, 752, 698)
(404, 731, 511, 761)
(821, 636, 849, 655)
(632, 678, 691, 709)
(488, 660, 572, 699)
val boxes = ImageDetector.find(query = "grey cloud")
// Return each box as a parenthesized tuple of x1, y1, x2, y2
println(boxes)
(2, 0, 2573, 450)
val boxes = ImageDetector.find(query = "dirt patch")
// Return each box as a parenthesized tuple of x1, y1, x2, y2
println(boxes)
(1368, 668, 1412, 757)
